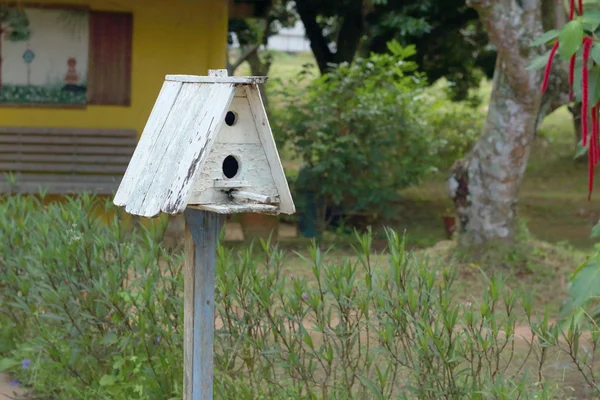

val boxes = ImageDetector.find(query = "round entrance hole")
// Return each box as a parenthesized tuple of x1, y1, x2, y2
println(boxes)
(222, 155, 239, 179)
(225, 111, 238, 126)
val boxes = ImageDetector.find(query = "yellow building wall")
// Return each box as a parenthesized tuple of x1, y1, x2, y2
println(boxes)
(0, 0, 228, 136)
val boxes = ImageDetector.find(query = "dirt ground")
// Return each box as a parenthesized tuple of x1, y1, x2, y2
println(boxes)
(0, 372, 28, 400)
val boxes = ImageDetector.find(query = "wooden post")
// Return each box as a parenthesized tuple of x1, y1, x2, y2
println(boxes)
(183, 209, 225, 400)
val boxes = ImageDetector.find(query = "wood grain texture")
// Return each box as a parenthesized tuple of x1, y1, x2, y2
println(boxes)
(0, 174, 121, 183)
(183, 209, 225, 400)
(0, 127, 137, 136)
(88, 11, 133, 106)
(190, 203, 278, 214)
(115, 82, 234, 217)
(189, 143, 280, 206)
(114, 77, 295, 217)
(208, 69, 228, 77)
(0, 127, 136, 195)
(0, 181, 120, 195)
(231, 190, 272, 204)
(113, 80, 182, 208)
(162, 84, 235, 214)
(166, 74, 268, 84)
(244, 85, 295, 214)
(0, 163, 127, 174)
(0, 145, 136, 155)
(0, 135, 137, 146)
(0, 154, 132, 164)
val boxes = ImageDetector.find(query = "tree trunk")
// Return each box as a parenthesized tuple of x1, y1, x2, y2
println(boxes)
(449, 0, 543, 246)
(246, 50, 272, 109)
(295, 2, 364, 74)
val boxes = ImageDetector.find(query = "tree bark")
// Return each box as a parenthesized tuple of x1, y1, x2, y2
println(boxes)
(295, 2, 364, 74)
(226, 45, 259, 76)
(449, 0, 543, 246)
(246, 50, 272, 109)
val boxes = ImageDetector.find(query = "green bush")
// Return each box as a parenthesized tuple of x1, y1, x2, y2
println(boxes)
(420, 79, 486, 170)
(0, 195, 183, 399)
(272, 42, 438, 229)
(0, 195, 593, 399)
(271, 43, 486, 231)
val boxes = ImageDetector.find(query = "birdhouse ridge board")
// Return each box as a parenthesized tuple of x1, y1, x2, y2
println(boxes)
(113, 73, 295, 218)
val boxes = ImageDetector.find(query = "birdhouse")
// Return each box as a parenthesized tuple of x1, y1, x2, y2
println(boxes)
(113, 69, 295, 218)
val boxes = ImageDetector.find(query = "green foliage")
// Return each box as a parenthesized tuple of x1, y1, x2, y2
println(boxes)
(366, 0, 494, 100)
(558, 20, 584, 59)
(0, 6, 31, 42)
(273, 42, 437, 228)
(1, 195, 595, 399)
(528, 0, 600, 105)
(288, 0, 493, 99)
(0, 195, 183, 399)
(563, 219, 600, 322)
(212, 229, 559, 399)
(419, 79, 486, 169)
(0, 84, 87, 105)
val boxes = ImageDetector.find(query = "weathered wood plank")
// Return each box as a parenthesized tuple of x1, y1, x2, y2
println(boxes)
(231, 190, 272, 203)
(243, 85, 295, 214)
(0, 181, 120, 195)
(190, 203, 279, 214)
(183, 209, 224, 400)
(122, 82, 236, 217)
(0, 154, 131, 164)
(0, 135, 137, 146)
(114, 80, 182, 208)
(166, 74, 268, 84)
(0, 127, 137, 137)
(0, 144, 136, 155)
(162, 83, 235, 215)
(0, 174, 121, 183)
(217, 93, 261, 144)
(0, 163, 127, 174)
(123, 82, 215, 216)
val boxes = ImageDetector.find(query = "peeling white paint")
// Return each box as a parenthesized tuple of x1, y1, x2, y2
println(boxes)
(113, 72, 295, 218)
(190, 143, 279, 204)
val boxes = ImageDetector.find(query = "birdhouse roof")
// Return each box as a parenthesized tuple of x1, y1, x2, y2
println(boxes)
(113, 73, 294, 218)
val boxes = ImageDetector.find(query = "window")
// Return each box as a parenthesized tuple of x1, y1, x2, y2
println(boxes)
(0, 6, 133, 107)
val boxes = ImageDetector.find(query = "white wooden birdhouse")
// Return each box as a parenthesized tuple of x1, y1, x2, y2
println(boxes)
(113, 69, 295, 218)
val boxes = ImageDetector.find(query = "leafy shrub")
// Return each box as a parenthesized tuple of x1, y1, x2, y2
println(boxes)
(0, 195, 183, 399)
(0, 84, 87, 105)
(0, 195, 594, 399)
(273, 42, 438, 229)
(420, 79, 486, 169)
(563, 220, 600, 324)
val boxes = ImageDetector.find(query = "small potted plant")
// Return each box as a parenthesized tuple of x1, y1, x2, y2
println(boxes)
(442, 208, 456, 239)
(239, 213, 279, 242)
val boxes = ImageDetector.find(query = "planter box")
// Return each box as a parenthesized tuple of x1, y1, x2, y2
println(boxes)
(240, 213, 279, 242)
(443, 216, 456, 239)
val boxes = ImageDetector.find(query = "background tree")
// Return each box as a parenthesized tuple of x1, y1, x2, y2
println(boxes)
(0, 7, 31, 89)
(294, 0, 497, 100)
(448, 0, 544, 247)
(227, 0, 296, 107)
(365, 0, 496, 100)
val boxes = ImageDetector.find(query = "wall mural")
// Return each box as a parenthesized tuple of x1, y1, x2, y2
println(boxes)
(0, 7, 89, 105)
